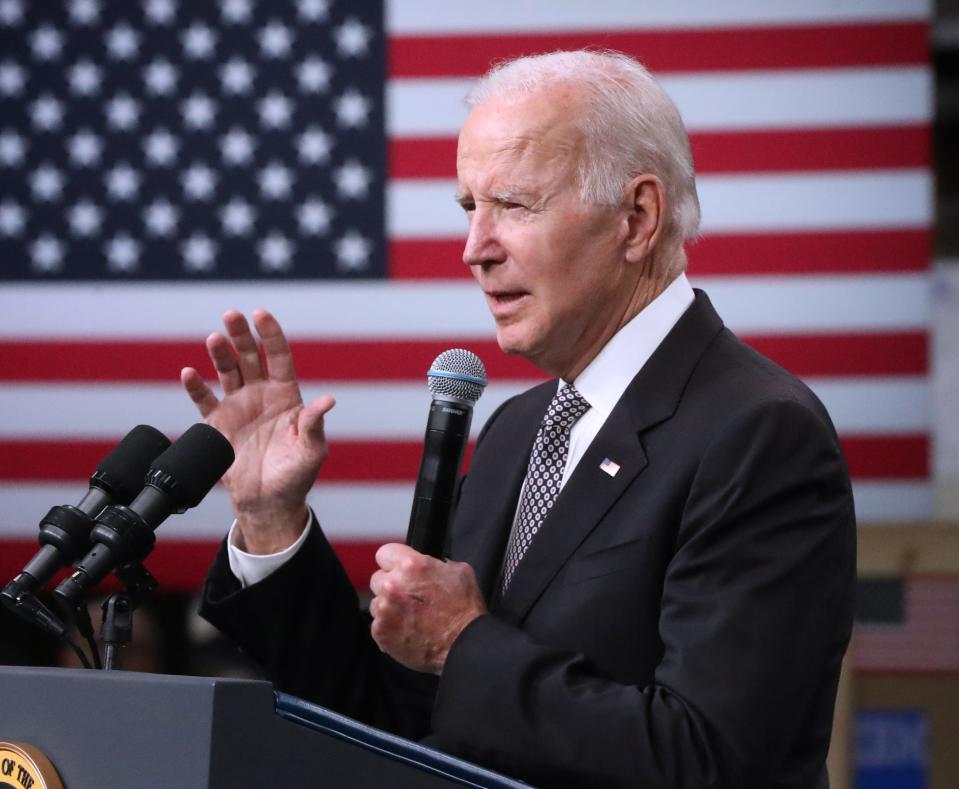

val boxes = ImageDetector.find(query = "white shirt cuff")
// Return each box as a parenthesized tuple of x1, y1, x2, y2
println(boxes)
(226, 511, 313, 588)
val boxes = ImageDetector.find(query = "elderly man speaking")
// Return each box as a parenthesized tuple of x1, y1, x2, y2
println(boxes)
(183, 51, 855, 788)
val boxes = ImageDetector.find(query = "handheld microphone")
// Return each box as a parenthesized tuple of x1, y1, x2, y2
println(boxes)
(1, 425, 171, 614)
(53, 423, 234, 610)
(406, 349, 487, 557)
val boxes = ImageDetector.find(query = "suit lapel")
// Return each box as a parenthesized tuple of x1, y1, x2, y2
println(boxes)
(497, 290, 725, 624)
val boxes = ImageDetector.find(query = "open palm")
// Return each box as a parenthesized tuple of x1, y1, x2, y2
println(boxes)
(181, 308, 334, 553)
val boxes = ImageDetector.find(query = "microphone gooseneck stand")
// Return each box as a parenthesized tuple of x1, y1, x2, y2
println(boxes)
(99, 563, 158, 671)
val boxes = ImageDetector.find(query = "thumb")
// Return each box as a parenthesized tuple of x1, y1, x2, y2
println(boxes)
(298, 394, 336, 449)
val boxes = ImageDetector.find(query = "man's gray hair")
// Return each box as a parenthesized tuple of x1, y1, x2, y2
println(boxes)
(466, 50, 701, 243)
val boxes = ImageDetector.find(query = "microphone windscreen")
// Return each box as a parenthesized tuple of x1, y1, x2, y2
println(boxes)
(427, 348, 487, 404)
(94, 425, 172, 503)
(149, 423, 235, 509)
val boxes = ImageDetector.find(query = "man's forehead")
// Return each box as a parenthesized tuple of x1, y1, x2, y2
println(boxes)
(457, 95, 584, 176)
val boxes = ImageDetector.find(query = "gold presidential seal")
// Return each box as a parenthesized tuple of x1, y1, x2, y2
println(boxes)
(0, 742, 63, 789)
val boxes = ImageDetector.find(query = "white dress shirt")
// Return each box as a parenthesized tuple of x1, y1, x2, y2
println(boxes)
(229, 274, 695, 587)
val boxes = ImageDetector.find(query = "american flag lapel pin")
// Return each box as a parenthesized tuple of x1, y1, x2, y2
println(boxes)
(599, 458, 621, 477)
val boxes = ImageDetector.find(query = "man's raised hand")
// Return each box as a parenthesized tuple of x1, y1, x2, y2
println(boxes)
(180, 308, 334, 554)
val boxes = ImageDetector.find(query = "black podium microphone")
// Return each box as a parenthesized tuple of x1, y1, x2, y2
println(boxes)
(1, 425, 171, 610)
(53, 423, 234, 610)
(406, 349, 487, 557)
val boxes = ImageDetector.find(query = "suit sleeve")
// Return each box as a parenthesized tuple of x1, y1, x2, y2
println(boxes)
(200, 519, 438, 738)
(431, 398, 856, 788)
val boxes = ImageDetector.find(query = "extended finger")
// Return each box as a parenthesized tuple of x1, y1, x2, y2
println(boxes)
(224, 310, 266, 385)
(299, 395, 336, 449)
(207, 332, 243, 394)
(252, 308, 297, 384)
(181, 367, 220, 418)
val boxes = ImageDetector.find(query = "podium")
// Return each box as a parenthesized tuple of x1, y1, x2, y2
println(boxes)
(0, 667, 527, 788)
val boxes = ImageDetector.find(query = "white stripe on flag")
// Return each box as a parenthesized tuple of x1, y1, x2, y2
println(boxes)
(387, 68, 932, 136)
(387, 0, 930, 33)
(0, 479, 931, 538)
(388, 171, 932, 236)
(0, 275, 930, 337)
(0, 378, 928, 439)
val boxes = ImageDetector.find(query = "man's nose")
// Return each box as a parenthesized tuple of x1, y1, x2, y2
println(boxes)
(462, 209, 505, 268)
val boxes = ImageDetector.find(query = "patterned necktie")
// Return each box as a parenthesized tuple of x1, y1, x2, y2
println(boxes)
(500, 384, 591, 592)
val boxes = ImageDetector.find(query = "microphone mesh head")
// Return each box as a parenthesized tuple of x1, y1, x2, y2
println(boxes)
(427, 349, 487, 404)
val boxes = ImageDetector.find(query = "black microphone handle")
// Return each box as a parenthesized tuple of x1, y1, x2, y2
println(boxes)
(53, 487, 174, 609)
(406, 398, 472, 558)
(18, 487, 111, 586)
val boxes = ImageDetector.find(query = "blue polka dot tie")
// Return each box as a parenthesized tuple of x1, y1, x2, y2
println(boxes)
(500, 384, 591, 592)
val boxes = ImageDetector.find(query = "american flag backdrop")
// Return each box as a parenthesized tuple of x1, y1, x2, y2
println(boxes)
(0, 0, 933, 591)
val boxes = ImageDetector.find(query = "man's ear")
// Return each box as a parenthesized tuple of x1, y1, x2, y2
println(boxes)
(623, 174, 666, 264)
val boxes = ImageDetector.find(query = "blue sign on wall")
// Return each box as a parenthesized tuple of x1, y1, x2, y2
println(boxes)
(856, 710, 928, 789)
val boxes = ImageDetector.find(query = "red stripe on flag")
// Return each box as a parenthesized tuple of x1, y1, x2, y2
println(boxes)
(390, 127, 930, 179)
(840, 435, 928, 479)
(0, 330, 926, 383)
(389, 229, 931, 278)
(388, 23, 929, 77)
(0, 434, 926, 482)
(745, 332, 927, 378)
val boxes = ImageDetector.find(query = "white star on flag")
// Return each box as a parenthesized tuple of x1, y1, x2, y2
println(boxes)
(105, 234, 141, 273)
(67, 200, 102, 236)
(334, 18, 371, 57)
(0, 201, 26, 237)
(220, 199, 256, 236)
(30, 96, 64, 131)
(143, 59, 178, 95)
(106, 24, 140, 60)
(258, 232, 294, 271)
(220, 128, 256, 165)
(258, 92, 293, 129)
(182, 233, 217, 272)
(182, 23, 216, 59)
(105, 164, 141, 201)
(30, 26, 64, 61)
(67, 130, 102, 166)
(30, 165, 64, 201)
(334, 160, 371, 199)
(29, 234, 64, 273)
(334, 89, 370, 128)
(67, 60, 102, 95)
(220, 58, 254, 94)
(333, 230, 371, 271)
(143, 128, 179, 166)
(259, 22, 294, 58)
(259, 162, 294, 200)
(143, 0, 175, 26)
(181, 163, 217, 201)
(105, 94, 140, 130)
(296, 57, 332, 93)
(0, 61, 26, 96)
(297, 127, 332, 164)
(0, 131, 26, 166)
(68, 0, 100, 26)
(297, 198, 332, 235)
(143, 200, 179, 237)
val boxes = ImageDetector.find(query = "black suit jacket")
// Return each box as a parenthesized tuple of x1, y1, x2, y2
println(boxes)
(202, 291, 856, 789)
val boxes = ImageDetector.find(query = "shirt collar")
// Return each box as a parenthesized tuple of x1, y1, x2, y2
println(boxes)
(561, 273, 695, 418)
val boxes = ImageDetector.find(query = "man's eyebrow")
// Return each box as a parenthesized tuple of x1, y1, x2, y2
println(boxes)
(454, 190, 472, 206)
